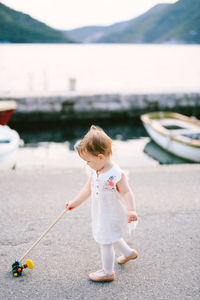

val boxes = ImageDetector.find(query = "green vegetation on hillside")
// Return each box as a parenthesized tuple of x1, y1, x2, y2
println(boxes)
(66, 0, 200, 44)
(97, 0, 200, 43)
(0, 2, 75, 43)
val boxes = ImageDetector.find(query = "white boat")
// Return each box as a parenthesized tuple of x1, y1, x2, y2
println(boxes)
(141, 112, 200, 162)
(0, 100, 20, 169)
(0, 125, 20, 169)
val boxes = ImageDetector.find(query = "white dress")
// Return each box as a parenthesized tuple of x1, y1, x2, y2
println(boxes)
(90, 164, 128, 244)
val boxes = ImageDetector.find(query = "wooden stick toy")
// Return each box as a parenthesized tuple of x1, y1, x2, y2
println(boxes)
(12, 208, 68, 277)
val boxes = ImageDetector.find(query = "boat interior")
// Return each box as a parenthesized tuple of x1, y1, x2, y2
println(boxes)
(156, 118, 200, 139)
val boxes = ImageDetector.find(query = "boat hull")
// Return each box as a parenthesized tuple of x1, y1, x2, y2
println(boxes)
(0, 110, 14, 125)
(0, 126, 20, 169)
(141, 112, 200, 163)
(0, 100, 17, 125)
(143, 123, 200, 162)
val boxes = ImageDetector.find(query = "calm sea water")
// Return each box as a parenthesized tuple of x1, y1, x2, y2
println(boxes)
(14, 119, 192, 165)
(0, 44, 200, 96)
(14, 119, 146, 146)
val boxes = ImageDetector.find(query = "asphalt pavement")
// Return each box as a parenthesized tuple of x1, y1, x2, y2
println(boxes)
(0, 164, 200, 300)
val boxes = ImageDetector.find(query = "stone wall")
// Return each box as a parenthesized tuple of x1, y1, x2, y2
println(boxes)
(1, 92, 200, 123)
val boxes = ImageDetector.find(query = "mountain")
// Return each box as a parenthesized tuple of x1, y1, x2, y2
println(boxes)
(64, 0, 200, 44)
(63, 26, 107, 43)
(63, 3, 169, 43)
(62, 16, 143, 43)
(0, 2, 75, 43)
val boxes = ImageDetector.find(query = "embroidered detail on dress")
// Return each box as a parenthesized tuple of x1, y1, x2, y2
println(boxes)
(102, 176, 116, 191)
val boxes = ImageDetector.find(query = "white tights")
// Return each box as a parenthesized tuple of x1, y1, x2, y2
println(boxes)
(100, 238, 133, 275)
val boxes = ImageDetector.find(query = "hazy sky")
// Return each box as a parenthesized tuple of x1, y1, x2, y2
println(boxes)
(1, 0, 178, 30)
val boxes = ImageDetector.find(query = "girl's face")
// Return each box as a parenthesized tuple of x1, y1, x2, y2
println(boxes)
(80, 151, 105, 171)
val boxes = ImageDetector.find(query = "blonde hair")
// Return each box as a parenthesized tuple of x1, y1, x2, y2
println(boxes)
(78, 125, 112, 156)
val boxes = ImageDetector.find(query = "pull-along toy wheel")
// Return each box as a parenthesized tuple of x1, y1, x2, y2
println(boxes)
(12, 259, 34, 277)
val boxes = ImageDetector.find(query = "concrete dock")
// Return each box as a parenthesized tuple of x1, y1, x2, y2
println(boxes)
(0, 164, 200, 299)
(2, 92, 200, 123)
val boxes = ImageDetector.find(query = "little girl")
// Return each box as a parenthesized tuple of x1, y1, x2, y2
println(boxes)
(65, 125, 138, 282)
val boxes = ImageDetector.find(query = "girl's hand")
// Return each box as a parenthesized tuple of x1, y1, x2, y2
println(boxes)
(65, 201, 75, 211)
(127, 210, 138, 223)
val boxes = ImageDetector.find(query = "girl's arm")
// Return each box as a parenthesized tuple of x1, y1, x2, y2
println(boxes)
(116, 173, 138, 223)
(65, 177, 92, 210)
